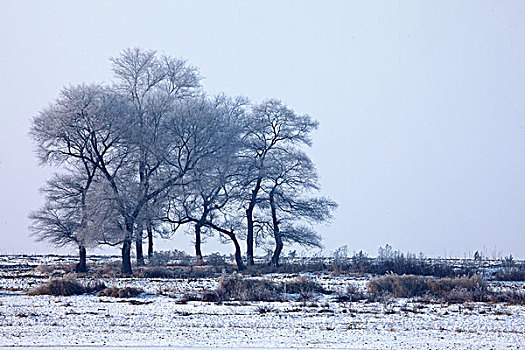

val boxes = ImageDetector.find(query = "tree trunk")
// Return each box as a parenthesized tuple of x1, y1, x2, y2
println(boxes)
(195, 223, 203, 262)
(246, 207, 255, 266)
(271, 239, 283, 267)
(205, 222, 246, 271)
(136, 237, 145, 266)
(75, 245, 88, 273)
(147, 222, 154, 259)
(121, 239, 133, 275)
(230, 232, 246, 271)
(246, 178, 262, 266)
(135, 221, 145, 266)
(269, 190, 283, 267)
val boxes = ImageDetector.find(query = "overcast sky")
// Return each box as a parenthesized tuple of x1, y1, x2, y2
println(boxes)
(1, 1, 524, 259)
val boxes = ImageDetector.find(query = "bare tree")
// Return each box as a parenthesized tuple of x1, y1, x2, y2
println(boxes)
(30, 83, 128, 271)
(30, 48, 334, 274)
(258, 149, 336, 266)
(165, 95, 248, 270)
(31, 83, 140, 273)
(107, 48, 202, 269)
(240, 100, 318, 265)
(29, 172, 99, 272)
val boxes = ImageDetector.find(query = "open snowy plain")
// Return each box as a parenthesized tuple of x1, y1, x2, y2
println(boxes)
(0, 255, 524, 349)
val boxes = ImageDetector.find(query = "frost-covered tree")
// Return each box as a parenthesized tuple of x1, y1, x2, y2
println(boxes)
(261, 149, 336, 266)
(110, 48, 201, 266)
(240, 100, 319, 265)
(30, 48, 336, 272)
(30, 83, 127, 271)
(31, 48, 205, 274)
(29, 172, 98, 272)
(165, 95, 248, 270)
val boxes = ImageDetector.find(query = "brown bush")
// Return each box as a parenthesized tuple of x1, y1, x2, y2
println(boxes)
(367, 274, 494, 302)
(429, 275, 487, 297)
(140, 267, 174, 278)
(214, 274, 281, 302)
(368, 275, 429, 298)
(201, 291, 221, 302)
(491, 289, 525, 305)
(28, 277, 104, 296)
(284, 276, 327, 295)
(101, 261, 122, 276)
(98, 286, 144, 298)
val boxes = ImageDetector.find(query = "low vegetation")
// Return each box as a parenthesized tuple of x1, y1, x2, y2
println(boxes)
(367, 274, 525, 304)
(213, 274, 282, 302)
(98, 286, 144, 298)
(335, 285, 367, 302)
(139, 267, 175, 279)
(28, 277, 105, 296)
(284, 275, 327, 295)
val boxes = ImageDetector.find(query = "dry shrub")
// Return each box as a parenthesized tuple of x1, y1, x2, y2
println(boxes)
(214, 274, 281, 302)
(201, 291, 220, 302)
(206, 253, 228, 268)
(29, 278, 85, 296)
(335, 284, 366, 302)
(491, 289, 525, 305)
(84, 280, 107, 294)
(368, 275, 429, 298)
(140, 267, 174, 278)
(101, 261, 122, 277)
(284, 276, 327, 295)
(148, 250, 192, 266)
(297, 290, 317, 302)
(429, 275, 487, 297)
(176, 293, 201, 304)
(28, 277, 105, 296)
(428, 275, 488, 302)
(368, 275, 492, 302)
(98, 286, 144, 298)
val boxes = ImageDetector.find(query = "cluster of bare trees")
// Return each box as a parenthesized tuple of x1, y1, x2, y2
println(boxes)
(29, 48, 336, 274)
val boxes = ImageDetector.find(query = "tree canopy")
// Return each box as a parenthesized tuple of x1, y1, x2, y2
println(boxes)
(30, 48, 336, 273)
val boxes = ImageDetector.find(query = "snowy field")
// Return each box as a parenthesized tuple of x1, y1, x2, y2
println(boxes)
(0, 255, 524, 349)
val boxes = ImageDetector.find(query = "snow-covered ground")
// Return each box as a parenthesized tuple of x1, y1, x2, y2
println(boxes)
(0, 256, 524, 349)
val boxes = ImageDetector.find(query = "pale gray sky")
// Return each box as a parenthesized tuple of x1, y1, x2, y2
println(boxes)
(1, 1, 524, 258)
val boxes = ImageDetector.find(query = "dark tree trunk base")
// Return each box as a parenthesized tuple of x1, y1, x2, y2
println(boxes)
(231, 234, 246, 271)
(195, 224, 203, 262)
(270, 242, 283, 267)
(246, 207, 255, 266)
(122, 240, 133, 275)
(147, 224, 154, 259)
(136, 238, 145, 266)
(75, 246, 88, 273)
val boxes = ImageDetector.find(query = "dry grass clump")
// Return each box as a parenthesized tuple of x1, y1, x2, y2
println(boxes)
(140, 267, 174, 278)
(335, 284, 367, 302)
(28, 277, 106, 296)
(175, 293, 201, 304)
(491, 289, 525, 305)
(367, 275, 493, 302)
(368, 275, 429, 298)
(213, 274, 282, 302)
(429, 275, 487, 302)
(284, 276, 327, 295)
(101, 261, 122, 277)
(98, 286, 144, 298)
(494, 265, 525, 282)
